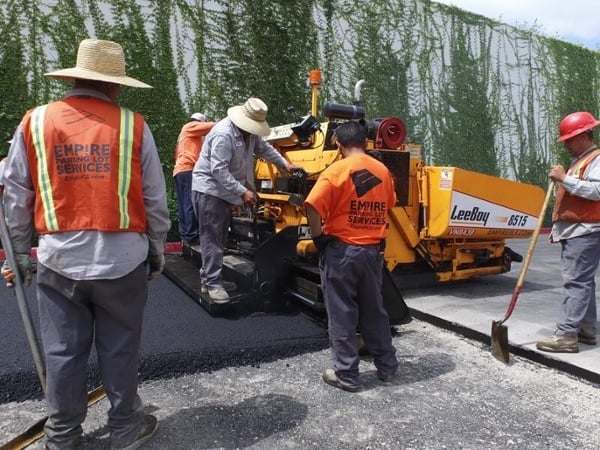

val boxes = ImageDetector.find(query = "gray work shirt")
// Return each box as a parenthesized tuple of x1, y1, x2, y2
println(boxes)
(2, 88, 171, 280)
(191, 117, 287, 205)
(551, 145, 600, 241)
(0, 159, 5, 187)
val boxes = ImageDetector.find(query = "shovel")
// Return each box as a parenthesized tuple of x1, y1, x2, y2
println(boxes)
(491, 180, 555, 363)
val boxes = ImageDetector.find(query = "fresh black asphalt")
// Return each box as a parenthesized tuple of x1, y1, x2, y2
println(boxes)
(0, 273, 329, 404)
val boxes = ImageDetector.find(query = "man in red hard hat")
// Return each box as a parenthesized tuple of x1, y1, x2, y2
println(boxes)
(537, 111, 600, 353)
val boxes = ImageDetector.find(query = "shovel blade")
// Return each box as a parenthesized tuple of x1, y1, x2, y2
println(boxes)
(491, 321, 509, 363)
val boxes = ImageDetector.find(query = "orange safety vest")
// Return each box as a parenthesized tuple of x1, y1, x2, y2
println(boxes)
(22, 96, 147, 234)
(552, 148, 600, 223)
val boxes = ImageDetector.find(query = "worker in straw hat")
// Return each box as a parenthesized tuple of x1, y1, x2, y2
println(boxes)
(1, 38, 170, 449)
(191, 97, 304, 303)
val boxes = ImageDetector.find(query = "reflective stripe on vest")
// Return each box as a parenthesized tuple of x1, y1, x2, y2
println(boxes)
(30, 106, 58, 231)
(119, 108, 135, 228)
(568, 148, 600, 178)
(30, 106, 137, 231)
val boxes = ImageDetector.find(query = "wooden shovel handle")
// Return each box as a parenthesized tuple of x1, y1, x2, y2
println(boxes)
(499, 180, 555, 325)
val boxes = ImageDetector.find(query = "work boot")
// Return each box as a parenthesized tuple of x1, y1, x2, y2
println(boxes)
(111, 414, 158, 450)
(377, 371, 396, 382)
(43, 437, 83, 450)
(536, 334, 578, 353)
(578, 331, 597, 346)
(322, 369, 359, 392)
(208, 286, 230, 303)
(201, 280, 237, 294)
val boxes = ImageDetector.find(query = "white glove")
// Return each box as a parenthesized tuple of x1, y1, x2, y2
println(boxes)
(147, 253, 165, 281)
(1, 253, 32, 287)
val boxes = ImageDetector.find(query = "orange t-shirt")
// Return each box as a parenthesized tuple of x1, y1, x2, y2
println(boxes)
(304, 153, 397, 245)
(173, 121, 215, 176)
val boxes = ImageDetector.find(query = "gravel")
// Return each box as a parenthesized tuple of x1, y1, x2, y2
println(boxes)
(2, 318, 600, 450)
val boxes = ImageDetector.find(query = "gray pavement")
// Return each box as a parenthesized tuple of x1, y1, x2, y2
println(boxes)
(402, 237, 600, 381)
(2, 236, 600, 449)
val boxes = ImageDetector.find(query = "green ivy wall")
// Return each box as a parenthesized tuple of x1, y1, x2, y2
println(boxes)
(1, 0, 598, 232)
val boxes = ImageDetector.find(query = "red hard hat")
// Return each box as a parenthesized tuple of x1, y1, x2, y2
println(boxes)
(557, 111, 600, 142)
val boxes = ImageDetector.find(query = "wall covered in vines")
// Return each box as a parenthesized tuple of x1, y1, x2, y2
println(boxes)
(1, 0, 598, 220)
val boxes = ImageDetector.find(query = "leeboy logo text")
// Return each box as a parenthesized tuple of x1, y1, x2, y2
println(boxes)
(450, 205, 490, 226)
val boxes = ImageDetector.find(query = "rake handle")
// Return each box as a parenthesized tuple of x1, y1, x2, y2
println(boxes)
(498, 180, 555, 325)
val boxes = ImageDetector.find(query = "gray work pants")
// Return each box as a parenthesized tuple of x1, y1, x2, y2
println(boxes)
(320, 240, 398, 386)
(193, 191, 232, 288)
(37, 263, 147, 449)
(556, 232, 600, 336)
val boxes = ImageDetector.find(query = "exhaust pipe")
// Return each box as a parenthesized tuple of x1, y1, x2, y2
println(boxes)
(354, 79, 365, 105)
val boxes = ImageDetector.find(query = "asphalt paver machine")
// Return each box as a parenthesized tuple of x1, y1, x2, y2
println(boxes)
(164, 70, 544, 323)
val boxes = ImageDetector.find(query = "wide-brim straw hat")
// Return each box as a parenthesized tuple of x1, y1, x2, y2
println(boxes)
(45, 39, 151, 88)
(227, 98, 270, 136)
